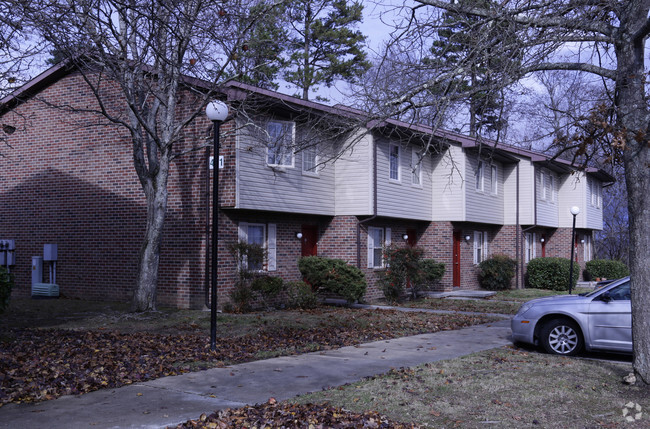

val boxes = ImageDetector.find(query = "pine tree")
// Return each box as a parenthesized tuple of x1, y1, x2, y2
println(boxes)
(284, 0, 370, 101)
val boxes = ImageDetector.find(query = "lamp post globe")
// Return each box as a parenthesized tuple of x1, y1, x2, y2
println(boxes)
(207, 100, 228, 352)
(570, 206, 580, 216)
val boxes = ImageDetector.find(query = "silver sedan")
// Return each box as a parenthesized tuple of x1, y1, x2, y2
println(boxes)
(511, 277, 632, 355)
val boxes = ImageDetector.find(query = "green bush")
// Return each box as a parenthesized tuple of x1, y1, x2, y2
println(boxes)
(251, 275, 284, 298)
(298, 256, 367, 303)
(478, 254, 516, 291)
(229, 283, 254, 313)
(585, 259, 629, 280)
(420, 259, 445, 288)
(285, 281, 320, 309)
(526, 257, 579, 291)
(0, 266, 13, 314)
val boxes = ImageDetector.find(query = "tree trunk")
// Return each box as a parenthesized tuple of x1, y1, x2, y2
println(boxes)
(132, 169, 170, 312)
(616, 1, 650, 384)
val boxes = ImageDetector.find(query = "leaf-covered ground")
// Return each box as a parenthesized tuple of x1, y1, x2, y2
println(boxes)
(175, 399, 420, 428)
(0, 307, 496, 407)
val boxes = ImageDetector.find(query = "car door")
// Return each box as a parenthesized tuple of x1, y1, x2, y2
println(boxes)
(587, 281, 632, 352)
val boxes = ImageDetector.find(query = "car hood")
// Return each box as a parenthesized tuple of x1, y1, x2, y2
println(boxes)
(523, 294, 590, 306)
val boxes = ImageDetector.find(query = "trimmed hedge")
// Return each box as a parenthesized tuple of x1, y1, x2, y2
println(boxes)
(526, 257, 579, 291)
(298, 256, 367, 303)
(478, 254, 516, 291)
(585, 259, 629, 280)
(285, 281, 320, 309)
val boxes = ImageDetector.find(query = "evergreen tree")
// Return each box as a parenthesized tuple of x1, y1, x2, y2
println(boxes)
(284, 0, 370, 101)
(426, 0, 520, 135)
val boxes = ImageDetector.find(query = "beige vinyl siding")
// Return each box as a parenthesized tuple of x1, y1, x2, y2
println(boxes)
(503, 163, 519, 225)
(558, 173, 587, 228)
(517, 161, 535, 225)
(535, 168, 559, 228)
(465, 156, 503, 224)
(375, 136, 433, 220)
(334, 130, 373, 215)
(585, 176, 604, 230)
(431, 145, 465, 221)
(236, 120, 335, 215)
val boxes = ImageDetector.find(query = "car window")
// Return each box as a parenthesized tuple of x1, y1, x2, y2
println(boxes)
(606, 282, 631, 300)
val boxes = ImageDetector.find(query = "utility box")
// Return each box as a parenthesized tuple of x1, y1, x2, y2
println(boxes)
(32, 256, 43, 285)
(0, 239, 15, 266)
(44, 244, 58, 261)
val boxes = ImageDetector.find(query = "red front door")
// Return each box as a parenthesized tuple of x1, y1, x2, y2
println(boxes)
(453, 230, 461, 287)
(301, 225, 318, 257)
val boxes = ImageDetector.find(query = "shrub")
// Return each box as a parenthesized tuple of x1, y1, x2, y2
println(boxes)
(298, 256, 367, 303)
(585, 259, 629, 280)
(285, 281, 320, 309)
(419, 259, 445, 289)
(227, 240, 266, 312)
(0, 266, 13, 315)
(526, 257, 579, 291)
(478, 254, 516, 291)
(229, 283, 254, 313)
(251, 275, 285, 309)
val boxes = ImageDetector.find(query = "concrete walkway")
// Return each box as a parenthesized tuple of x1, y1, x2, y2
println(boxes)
(0, 318, 512, 429)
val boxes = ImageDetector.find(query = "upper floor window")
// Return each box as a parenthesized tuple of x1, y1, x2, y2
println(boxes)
(266, 120, 294, 167)
(389, 144, 400, 181)
(589, 178, 601, 208)
(302, 145, 318, 174)
(538, 170, 556, 202)
(476, 160, 484, 192)
(411, 149, 422, 186)
(490, 165, 498, 195)
(473, 231, 488, 264)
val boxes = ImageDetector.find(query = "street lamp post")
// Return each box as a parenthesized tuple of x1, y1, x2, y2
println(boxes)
(568, 206, 580, 295)
(206, 100, 228, 351)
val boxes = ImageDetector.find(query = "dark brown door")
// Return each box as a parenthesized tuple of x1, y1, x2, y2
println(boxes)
(301, 225, 318, 257)
(406, 228, 417, 247)
(453, 230, 461, 287)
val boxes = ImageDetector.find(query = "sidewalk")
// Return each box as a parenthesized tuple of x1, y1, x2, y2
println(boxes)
(0, 319, 512, 429)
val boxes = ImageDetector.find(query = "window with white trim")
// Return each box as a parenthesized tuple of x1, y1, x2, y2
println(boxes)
(525, 232, 536, 263)
(584, 235, 593, 262)
(589, 178, 601, 208)
(389, 144, 400, 181)
(473, 231, 488, 264)
(490, 165, 498, 195)
(411, 149, 421, 186)
(238, 222, 277, 271)
(549, 175, 556, 202)
(367, 227, 391, 268)
(266, 120, 294, 167)
(475, 160, 484, 192)
(302, 145, 318, 174)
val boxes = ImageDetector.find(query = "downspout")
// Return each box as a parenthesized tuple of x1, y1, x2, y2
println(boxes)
(357, 135, 378, 268)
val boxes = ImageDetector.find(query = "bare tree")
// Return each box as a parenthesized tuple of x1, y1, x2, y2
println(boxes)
(374, 0, 649, 384)
(17, 0, 277, 311)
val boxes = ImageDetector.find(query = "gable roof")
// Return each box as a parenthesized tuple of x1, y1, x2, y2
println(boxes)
(1, 61, 615, 184)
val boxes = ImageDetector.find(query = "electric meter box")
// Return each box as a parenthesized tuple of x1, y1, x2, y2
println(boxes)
(44, 244, 58, 261)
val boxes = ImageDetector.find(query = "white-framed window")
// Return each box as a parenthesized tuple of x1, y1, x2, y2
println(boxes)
(302, 145, 318, 174)
(549, 175, 556, 202)
(539, 171, 547, 201)
(476, 160, 484, 192)
(389, 144, 400, 181)
(589, 178, 601, 208)
(238, 222, 277, 271)
(490, 165, 498, 195)
(411, 149, 421, 186)
(367, 227, 392, 268)
(584, 235, 593, 262)
(525, 232, 536, 263)
(473, 231, 488, 264)
(266, 120, 294, 167)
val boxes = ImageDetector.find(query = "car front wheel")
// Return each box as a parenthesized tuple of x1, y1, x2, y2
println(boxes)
(540, 318, 583, 356)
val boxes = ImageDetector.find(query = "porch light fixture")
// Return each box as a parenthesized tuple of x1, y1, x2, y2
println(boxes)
(568, 206, 580, 295)
(206, 99, 229, 351)
(464, 235, 471, 243)
(296, 232, 303, 239)
(402, 234, 409, 241)
(540, 237, 545, 243)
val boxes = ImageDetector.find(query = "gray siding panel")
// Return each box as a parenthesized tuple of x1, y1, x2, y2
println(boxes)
(375, 136, 432, 220)
(335, 131, 372, 215)
(465, 156, 503, 224)
(431, 145, 465, 221)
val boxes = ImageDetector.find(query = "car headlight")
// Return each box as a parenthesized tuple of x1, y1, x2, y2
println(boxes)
(516, 302, 534, 316)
